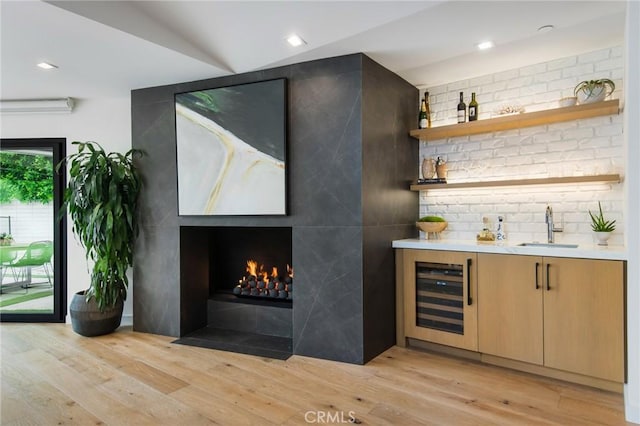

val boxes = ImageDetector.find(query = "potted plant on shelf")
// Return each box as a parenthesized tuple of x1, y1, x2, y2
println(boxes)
(588, 201, 616, 246)
(57, 141, 142, 336)
(574, 78, 615, 105)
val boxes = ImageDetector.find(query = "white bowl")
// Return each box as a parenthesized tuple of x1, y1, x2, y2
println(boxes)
(558, 97, 577, 108)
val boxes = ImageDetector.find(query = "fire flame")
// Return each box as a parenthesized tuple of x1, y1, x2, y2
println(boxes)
(287, 264, 294, 278)
(271, 266, 278, 278)
(246, 260, 258, 277)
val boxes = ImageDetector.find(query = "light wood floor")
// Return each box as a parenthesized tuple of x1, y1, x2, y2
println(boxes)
(0, 324, 630, 425)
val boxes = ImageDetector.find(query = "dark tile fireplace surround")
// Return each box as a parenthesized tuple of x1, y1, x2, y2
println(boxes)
(132, 53, 418, 364)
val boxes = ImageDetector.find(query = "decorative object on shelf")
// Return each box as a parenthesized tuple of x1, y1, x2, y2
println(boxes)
(558, 96, 577, 107)
(58, 141, 143, 336)
(418, 98, 428, 129)
(416, 215, 447, 239)
(0, 233, 13, 246)
(494, 104, 525, 116)
(424, 92, 432, 128)
(416, 178, 447, 185)
(588, 201, 616, 246)
(457, 92, 466, 123)
(477, 216, 496, 241)
(468, 92, 478, 121)
(435, 157, 448, 179)
(421, 157, 435, 180)
(574, 79, 615, 105)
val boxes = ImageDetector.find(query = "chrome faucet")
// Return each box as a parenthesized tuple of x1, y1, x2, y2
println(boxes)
(545, 205, 563, 243)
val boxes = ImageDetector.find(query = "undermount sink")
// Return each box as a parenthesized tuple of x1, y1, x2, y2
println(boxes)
(517, 242, 579, 248)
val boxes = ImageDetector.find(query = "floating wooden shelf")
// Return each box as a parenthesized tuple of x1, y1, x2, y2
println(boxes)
(409, 174, 621, 191)
(409, 99, 620, 141)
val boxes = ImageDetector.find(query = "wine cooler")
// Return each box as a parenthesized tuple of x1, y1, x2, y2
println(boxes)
(415, 261, 464, 334)
(399, 249, 478, 351)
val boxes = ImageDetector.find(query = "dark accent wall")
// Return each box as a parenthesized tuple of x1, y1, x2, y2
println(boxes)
(131, 53, 418, 364)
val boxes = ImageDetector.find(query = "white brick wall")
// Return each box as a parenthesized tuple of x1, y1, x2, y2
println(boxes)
(418, 46, 625, 245)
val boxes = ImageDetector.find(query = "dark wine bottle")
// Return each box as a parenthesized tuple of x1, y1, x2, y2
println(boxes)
(469, 92, 478, 121)
(457, 92, 466, 124)
(424, 92, 432, 128)
(419, 99, 428, 129)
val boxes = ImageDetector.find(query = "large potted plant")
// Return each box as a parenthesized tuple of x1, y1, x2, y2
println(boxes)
(58, 141, 142, 336)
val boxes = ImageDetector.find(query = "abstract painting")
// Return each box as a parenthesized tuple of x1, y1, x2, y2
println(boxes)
(175, 78, 287, 215)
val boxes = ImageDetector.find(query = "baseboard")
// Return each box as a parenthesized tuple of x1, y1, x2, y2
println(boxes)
(405, 339, 622, 393)
(624, 389, 640, 424)
(121, 314, 133, 326)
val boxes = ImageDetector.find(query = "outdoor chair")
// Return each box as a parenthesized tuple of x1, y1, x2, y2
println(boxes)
(9, 240, 53, 289)
(0, 245, 19, 294)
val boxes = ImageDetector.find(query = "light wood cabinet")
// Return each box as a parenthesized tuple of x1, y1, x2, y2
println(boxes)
(478, 254, 543, 365)
(400, 249, 478, 351)
(477, 253, 624, 383)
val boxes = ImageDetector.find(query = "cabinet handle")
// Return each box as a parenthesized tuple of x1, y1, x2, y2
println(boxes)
(535, 262, 540, 289)
(546, 263, 551, 291)
(467, 258, 472, 305)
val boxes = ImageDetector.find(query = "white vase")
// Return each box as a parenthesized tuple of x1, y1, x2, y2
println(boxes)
(576, 87, 607, 104)
(595, 231, 612, 246)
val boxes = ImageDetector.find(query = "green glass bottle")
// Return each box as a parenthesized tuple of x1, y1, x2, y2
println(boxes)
(419, 99, 428, 129)
(469, 92, 478, 121)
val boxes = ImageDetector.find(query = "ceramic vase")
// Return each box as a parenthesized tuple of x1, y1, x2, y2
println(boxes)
(595, 231, 612, 246)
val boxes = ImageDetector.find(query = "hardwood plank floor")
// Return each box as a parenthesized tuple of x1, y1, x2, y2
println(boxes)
(0, 324, 630, 425)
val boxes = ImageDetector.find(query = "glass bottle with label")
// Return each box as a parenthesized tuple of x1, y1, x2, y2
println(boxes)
(469, 92, 478, 121)
(419, 99, 428, 129)
(424, 92, 432, 128)
(457, 92, 466, 124)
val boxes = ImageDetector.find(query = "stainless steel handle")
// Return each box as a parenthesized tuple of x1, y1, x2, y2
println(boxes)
(535, 262, 540, 290)
(467, 258, 472, 305)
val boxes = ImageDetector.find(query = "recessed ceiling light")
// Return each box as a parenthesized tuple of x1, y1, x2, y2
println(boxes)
(37, 62, 58, 70)
(537, 25, 555, 34)
(286, 34, 306, 47)
(477, 41, 494, 50)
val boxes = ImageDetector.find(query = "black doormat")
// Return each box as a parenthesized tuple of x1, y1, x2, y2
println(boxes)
(173, 327, 292, 360)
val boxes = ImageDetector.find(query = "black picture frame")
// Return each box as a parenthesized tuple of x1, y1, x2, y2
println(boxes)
(175, 78, 287, 216)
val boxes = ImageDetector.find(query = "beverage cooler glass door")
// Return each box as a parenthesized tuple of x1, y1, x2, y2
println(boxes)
(403, 250, 478, 351)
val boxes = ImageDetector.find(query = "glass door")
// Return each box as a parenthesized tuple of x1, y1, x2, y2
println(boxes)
(0, 138, 66, 322)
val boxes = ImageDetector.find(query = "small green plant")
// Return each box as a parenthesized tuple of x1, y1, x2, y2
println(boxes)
(418, 215, 445, 222)
(588, 202, 616, 232)
(574, 79, 615, 98)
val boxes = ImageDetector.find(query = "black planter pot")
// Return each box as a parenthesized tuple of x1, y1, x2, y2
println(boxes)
(69, 291, 124, 337)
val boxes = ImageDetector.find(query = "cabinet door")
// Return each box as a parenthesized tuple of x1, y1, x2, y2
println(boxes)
(543, 257, 624, 382)
(478, 254, 544, 365)
(403, 250, 478, 351)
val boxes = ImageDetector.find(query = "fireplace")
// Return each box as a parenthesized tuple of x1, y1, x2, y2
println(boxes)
(177, 226, 294, 358)
(208, 226, 292, 303)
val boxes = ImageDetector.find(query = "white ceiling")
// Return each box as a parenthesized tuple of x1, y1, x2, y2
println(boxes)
(0, 0, 627, 101)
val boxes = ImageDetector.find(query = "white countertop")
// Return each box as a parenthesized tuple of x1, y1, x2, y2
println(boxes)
(392, 239, 627, 261)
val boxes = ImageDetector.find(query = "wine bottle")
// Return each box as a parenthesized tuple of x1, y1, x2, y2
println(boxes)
(469, 92, 478, 121)
(419, 99, 428, 129)
(457, 92, 466, 123)
(424, 92, 432, 128)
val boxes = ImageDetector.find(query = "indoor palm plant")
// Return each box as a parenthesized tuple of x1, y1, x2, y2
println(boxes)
(58, 141, 142, 336)
(588, 201, 616, 246)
